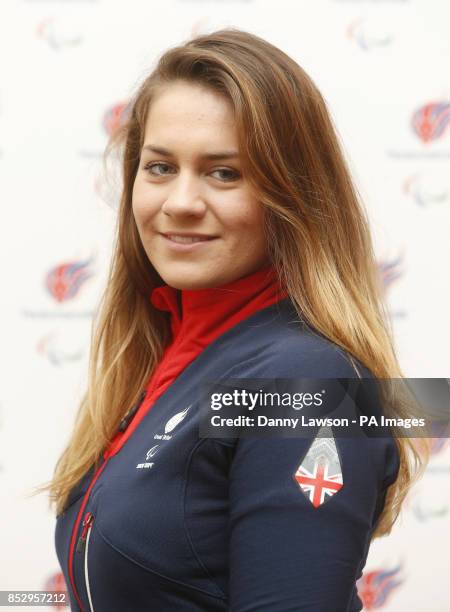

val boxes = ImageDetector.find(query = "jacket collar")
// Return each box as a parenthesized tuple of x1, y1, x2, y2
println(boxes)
(150, 264, 287, 339)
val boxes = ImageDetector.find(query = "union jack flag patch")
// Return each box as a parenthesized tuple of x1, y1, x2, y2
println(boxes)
(293, 426, 343, 508)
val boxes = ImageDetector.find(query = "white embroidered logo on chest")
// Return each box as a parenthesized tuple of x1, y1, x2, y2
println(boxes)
(154, 405, 192, 440)
(136, 444, 160, 469)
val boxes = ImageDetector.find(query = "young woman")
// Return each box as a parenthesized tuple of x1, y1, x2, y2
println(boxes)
(36, 28, 427, 611)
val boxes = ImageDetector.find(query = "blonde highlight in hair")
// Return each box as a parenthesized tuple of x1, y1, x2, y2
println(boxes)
(31, 28, 428, 538)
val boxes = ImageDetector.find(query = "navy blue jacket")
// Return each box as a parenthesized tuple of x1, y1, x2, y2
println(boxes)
(54, 297, 400, 611)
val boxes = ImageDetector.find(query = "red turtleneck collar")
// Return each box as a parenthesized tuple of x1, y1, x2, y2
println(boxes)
(104, 264, 288, 459)
(150, 263, 287, 343)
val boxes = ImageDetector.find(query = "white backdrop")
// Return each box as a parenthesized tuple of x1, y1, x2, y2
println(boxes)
(1, 0, 449, 610)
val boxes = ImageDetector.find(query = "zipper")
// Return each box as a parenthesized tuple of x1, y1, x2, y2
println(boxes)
(76, 512, 95, 612)
(68, 463, 106, 611)
(67, 390, 148, 610)
(76, 511, 94, 553)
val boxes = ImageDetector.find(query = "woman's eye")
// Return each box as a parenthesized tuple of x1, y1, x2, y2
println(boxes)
(210, 168, 240, 182)
(144, 162, 240, 183)
(143, 162, 174, 176)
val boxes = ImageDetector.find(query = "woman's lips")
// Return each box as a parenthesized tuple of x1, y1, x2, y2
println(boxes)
(160, 233, 218, 251)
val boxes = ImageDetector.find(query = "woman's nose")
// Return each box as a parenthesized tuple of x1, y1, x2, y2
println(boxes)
(161, 172, 207, 217)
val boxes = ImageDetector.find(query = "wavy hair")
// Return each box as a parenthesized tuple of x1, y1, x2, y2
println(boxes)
(32, 27, 428, 537)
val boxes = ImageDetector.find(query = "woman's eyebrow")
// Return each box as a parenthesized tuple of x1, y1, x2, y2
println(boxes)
(142, 144, 240, 161)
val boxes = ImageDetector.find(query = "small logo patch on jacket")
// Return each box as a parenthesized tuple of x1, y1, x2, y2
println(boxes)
(136, 445, 160, 469)
(154, 405, 192, 440)
(293, 426, 343, 508)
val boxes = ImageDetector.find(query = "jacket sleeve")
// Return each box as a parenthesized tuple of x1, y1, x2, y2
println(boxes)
(227, 431, 399, 612)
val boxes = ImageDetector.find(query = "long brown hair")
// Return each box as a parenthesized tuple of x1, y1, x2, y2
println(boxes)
(32, 27, 428, 537)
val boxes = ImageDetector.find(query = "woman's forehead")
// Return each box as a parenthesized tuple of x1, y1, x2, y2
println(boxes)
(142, 93, 239, 158)
(145, 81, 235, 130)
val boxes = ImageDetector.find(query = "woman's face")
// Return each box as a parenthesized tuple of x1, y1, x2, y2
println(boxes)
(132, 80, 269, 289)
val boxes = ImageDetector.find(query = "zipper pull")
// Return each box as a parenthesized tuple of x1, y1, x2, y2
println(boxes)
(76, 512, 94, 553)
(118, 390, 147, 432)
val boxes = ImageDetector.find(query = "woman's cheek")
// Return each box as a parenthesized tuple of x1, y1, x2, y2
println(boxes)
(132, 185, 155, 222)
